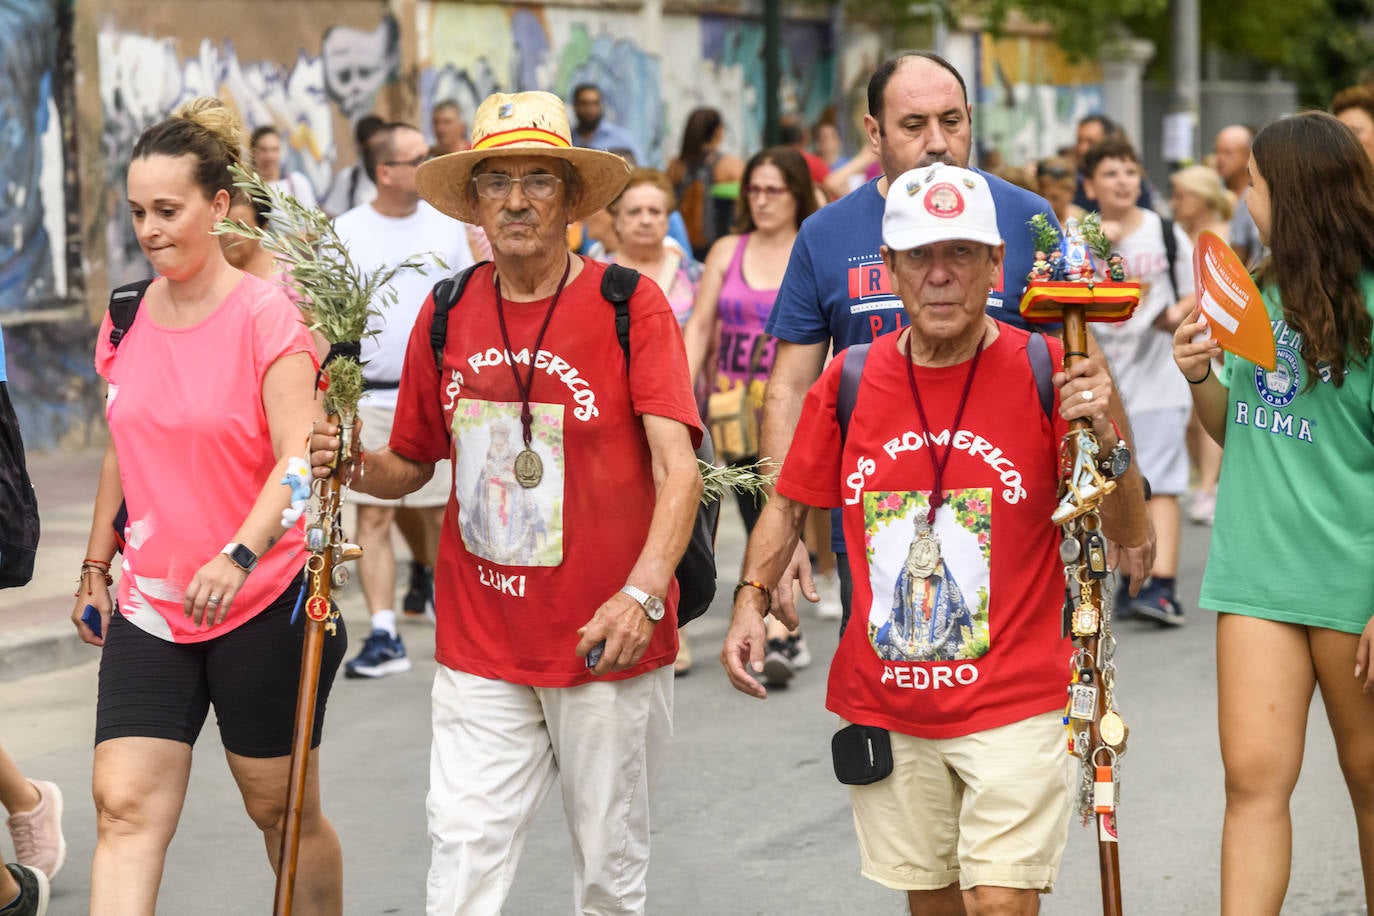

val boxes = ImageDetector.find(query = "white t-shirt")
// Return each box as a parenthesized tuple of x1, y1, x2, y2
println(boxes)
(1093, 209, 1194, 413)
(334, 200, 476, 408)
(269, 173, 318, 210)
(321, 165, 377, 218)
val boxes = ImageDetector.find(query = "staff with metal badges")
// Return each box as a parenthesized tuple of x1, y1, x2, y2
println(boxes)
(722, 164, 1146, 915)
(1173, 111, 1374, 916)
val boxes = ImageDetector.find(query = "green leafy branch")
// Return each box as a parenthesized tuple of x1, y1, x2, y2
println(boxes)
(700, 458, 775, 506)
(213, 164, 445, 419)
(1028, 213, 1061, 257)
(1079, 213, 1114, 263)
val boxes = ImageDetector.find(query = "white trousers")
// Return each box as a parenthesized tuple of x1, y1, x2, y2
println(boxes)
(426, 665, 674, 916)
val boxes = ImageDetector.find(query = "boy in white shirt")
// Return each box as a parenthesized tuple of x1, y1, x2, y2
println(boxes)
(1084, 136, 1196, 625)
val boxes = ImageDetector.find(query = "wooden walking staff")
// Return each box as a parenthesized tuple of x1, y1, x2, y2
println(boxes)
(1021, 214, 1140, 916)
(272, 405, 356, 916)
(211, 163, 443, 915)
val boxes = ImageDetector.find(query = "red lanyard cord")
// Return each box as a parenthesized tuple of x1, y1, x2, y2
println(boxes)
(903, 328, 987, 525)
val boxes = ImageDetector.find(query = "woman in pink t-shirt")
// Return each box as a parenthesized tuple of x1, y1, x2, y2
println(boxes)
(70, 98, 344, 913)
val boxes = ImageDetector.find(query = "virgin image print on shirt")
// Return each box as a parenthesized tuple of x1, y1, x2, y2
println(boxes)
(864, 489, 992, 662)
(452, 400, 564, 568)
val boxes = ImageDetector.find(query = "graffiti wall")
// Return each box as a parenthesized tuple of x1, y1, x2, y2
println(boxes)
(0, 0, 66, 313)
(98, 2, 404, 286)
(417, 2, 837, 168)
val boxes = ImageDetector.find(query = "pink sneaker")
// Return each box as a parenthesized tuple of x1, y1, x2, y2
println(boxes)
(7, 780, 66, 880)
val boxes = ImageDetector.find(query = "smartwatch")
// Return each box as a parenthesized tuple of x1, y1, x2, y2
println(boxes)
(221, 542, 259, 573)
(620, 584, 666, 622)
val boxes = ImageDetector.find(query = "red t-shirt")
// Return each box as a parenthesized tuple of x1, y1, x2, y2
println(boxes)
(390, 259, 703, 687)
(778, 326, 1072, 738)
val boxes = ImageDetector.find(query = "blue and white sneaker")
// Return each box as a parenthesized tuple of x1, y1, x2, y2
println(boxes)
(344, 629, 412, 678)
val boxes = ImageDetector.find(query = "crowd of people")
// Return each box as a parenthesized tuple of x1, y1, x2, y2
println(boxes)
(0, 40, 1364, 916)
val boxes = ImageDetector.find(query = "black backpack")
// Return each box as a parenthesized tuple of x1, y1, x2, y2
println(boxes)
(429, 262, 719, 626)
(836, 329, 1056, 442)
(0, 369, 39, 589)
(104, 278, 155, 551)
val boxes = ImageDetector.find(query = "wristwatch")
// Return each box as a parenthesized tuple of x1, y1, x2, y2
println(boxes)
(620, 585, 666, 622)
(1098, 440, 1132, 479)
(221, 542, 259, 573)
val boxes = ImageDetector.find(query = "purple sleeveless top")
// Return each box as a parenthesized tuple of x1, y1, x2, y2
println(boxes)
(714, 234, 779, 392)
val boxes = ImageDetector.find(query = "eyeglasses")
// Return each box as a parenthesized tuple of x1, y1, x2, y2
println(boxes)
(1036, 163, 1072, 180)
(383, 155, 428, 169)
(745, 185, 788, 200)
(472, 173, 563, 200)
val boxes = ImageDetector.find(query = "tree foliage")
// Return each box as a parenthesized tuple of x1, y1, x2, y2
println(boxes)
(852, 0, 1374, 107)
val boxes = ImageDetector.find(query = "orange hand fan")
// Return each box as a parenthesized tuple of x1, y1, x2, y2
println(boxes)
(1193, 231, 1275, 371)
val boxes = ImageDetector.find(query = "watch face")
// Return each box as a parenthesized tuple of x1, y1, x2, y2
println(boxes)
(644, 596, 666, 621)
(229, 544, 258, 570)
(1109, 445, 1132, 478)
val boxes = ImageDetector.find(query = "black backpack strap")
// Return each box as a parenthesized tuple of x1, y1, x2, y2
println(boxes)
(1160, 217, 1180, 301)
(601, 263, 640, 364)
(108, 279, 153, 349)
(1026, 330, 1054, 423)
(430, 261, 489, 370)
(837, 342, 871, 446)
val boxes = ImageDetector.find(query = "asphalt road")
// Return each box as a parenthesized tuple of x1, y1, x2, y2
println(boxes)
(1, 505, 1367, 915)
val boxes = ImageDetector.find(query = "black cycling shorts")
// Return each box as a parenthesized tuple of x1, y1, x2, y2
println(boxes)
(94, 577, 347, 758)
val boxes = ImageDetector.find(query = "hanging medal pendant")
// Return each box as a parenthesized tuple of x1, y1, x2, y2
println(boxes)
(908, 519, 940, 578)
(1069, 681, 1098, 721)
(513, 448, 543, 488)
(1099, 710, 1128, 749)
(1072, 599, 1100, 637)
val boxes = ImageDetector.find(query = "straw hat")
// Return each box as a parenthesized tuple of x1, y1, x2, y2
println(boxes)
(416, 91, 632, 224)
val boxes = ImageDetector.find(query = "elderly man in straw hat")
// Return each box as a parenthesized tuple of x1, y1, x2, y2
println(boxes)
(312, 91, 703, 914)
(722, 163, 1146, 913)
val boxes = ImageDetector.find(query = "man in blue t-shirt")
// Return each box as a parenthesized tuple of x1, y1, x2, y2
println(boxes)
(760, 53, 1149, 638)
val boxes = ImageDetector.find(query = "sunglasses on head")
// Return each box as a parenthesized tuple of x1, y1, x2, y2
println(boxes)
(1037, 163, 1072, 180)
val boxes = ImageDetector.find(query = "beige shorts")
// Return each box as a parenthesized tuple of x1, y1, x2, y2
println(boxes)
(848, 710, 1073, 893)
(350, 401, 452, 508)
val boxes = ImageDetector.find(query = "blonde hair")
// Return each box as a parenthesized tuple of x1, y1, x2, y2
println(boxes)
(132, 96, 246, 199)
(1171, 164, 1233, 221)
(609, 168, 676, 213)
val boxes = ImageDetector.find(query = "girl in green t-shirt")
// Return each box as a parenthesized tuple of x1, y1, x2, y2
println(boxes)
(1173, 111, 1374, 916)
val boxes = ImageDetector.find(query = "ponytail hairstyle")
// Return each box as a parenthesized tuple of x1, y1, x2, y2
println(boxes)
(131, 97, 246, 201)
(1252, 111, 1374, 388)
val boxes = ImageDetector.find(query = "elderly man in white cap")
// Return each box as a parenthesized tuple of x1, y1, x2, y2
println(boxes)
(722, 164, 1146, 915)
(311, 90, 702, 915)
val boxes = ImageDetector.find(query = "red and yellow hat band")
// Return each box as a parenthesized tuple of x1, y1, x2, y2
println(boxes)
(473, 127, 571, 151)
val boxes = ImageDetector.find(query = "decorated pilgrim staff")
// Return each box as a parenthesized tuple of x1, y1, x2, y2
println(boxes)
(1174, 111, 1374, 916)
(722, 164, 1147, 915)
(72, 98, 344, 914)
(310, 91, 703, 915)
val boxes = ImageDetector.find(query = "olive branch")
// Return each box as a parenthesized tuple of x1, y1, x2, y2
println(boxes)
(1079, 213, 1115, 263)
(212, 164, 444, 420)
(700, 458, 775, 505)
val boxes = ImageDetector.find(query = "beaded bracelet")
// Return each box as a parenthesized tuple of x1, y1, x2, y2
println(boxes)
(75, 565, 113, 596)
(733, 579, 771, 614)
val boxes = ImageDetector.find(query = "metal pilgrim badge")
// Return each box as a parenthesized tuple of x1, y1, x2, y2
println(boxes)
(908, 520, 941, 579)
(514, 448, 543, 488)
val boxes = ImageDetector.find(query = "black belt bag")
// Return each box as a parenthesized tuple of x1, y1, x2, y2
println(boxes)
(831, 723, 893, 786)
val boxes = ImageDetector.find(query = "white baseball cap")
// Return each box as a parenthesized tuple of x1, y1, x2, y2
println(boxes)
(882, 164, 1003, 251)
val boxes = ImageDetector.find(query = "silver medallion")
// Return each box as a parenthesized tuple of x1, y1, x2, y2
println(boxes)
(513, 448, 543, 488)
(907, 522, 940, 579)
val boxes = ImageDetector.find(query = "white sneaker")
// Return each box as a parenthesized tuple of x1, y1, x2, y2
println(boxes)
(813, 571, 843, 620)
